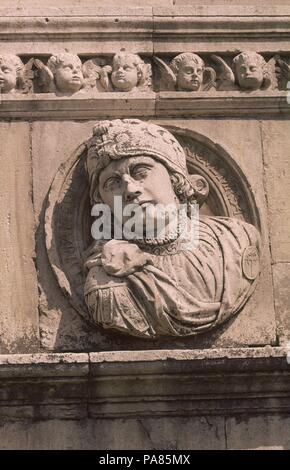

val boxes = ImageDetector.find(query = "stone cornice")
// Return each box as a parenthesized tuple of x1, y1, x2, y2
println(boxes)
(0, 7, 290, 52)
(0, 92, 288, 119)
(0, 348, 289, 420)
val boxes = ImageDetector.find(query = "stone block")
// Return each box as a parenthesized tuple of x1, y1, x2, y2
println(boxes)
(0, 416, 225, 450)
(261, 120, 290, 263)
(226, 415, 290, 450)
(0, 123, 38, 353)
(273, 263, 290, 345)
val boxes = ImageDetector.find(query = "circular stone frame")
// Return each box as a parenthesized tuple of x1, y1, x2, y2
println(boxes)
(45, 127, 261, 321)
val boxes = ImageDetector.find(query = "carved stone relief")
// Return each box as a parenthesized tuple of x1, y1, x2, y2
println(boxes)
(1, 50, 289, 95)
(0, 54, 34, 94)
(154, 53, 216, 91)
(45, 120, 261, 340)
(34, 53, 85, 95)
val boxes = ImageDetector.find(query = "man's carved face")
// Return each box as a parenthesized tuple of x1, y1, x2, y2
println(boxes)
(0, 61, 18, 93)
(235, 59, 264, 90)
(176, 60, 203, 91)
(111, 56, 139, 92)
(98, 156, 178, 230)
(54, 58, 84, 93)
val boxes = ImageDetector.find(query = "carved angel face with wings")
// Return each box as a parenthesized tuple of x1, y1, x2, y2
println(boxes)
(154, 53, 216, 92)
(0, 54, 23, 93)
(47, 54, 84, 93)
(170, 53, 205, 91)
(111, 53, 141, 92)
(233, 52, 266, 91)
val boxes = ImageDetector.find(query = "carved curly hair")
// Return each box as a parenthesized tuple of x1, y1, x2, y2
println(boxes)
(170, 53, 205, 75)
(47, 53, 82, 74)
(0, 54, 24, 76)
(112, 52, 150, 87)
(232, 52, 266, 71)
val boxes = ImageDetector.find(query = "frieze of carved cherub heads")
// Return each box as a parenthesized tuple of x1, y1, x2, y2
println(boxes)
(82, 51, 152, 93)
(154, 53, 216, 91)
(212, 51, 277, 91)
(1, 51, 289, 95)
(0, 54, 34, 94)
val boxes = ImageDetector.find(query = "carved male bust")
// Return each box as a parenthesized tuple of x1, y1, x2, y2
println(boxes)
(84, 119, 260, 338)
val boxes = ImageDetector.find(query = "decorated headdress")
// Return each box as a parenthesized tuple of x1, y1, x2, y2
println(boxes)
(85, 119, 209, 205)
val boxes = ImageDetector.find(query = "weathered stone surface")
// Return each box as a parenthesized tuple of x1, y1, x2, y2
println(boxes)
(0, 123, 38, 353)
(0, 416, 225, 450)
(226, 415, 290, 450)
(0, 93, 288, 120)
(273, 263, 290, 345)
(261, 120, 290, 263)
(0, 349, 288, 449)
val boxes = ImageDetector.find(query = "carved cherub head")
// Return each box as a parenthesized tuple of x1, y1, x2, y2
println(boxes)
(0, 54, 24, 93)
(233, 52, 267, 91)
(46, 53, 84, 94)
(170, 53, 206, 91)
(111, 52, 151, 92)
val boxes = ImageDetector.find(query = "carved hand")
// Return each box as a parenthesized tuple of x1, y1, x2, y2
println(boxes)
(101, 240, 151, 277)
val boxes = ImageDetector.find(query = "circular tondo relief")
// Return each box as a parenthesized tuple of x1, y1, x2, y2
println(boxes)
(45, 126, 260, 320)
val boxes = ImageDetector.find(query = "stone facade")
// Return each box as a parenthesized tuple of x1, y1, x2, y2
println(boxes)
(0, 0, 289, 450)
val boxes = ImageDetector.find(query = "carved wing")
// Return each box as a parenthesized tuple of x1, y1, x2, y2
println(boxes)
(275, 57, 290, 89)
(83, 59, 112, 92)
(138, 63, 152, 91)
(263, 57, 278, 90)
(19, 58, 35, 93)
(211, 55, 236, 91)
(34, 58, 54, 92)
(202, 67, 217, 91)
(153, 56, 177, 91)
(99, 65, 113, 92)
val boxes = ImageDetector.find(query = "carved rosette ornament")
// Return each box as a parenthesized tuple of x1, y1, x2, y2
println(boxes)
(45, 120, 261, 340)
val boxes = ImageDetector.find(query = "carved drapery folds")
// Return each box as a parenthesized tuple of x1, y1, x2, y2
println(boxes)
(0, 50, 289, 95)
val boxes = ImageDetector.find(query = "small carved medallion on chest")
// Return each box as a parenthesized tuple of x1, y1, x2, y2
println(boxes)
(242, 245, 260, 280)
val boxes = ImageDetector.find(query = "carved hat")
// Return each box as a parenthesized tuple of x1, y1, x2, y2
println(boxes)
(86, 119, 208, 204)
